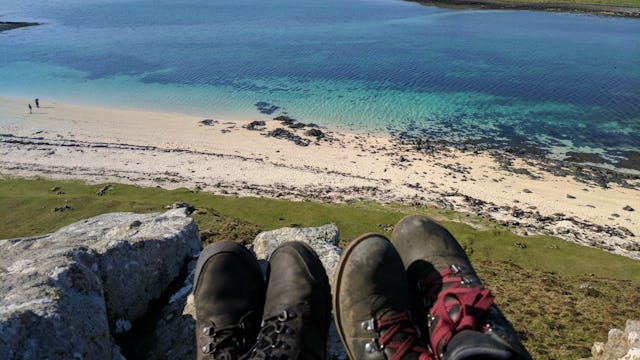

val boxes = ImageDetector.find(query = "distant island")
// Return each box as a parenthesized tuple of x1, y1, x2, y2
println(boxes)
(0, 21, 40, 33)
(407, 0, 640, 17)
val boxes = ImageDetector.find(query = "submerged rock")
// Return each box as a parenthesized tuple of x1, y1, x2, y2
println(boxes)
(255, 101, 279, 115)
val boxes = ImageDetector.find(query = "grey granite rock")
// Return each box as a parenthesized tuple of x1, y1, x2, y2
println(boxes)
(0, 208, 200, 360)
(587, 319, 640, 360)
(252, 223, 342, 284)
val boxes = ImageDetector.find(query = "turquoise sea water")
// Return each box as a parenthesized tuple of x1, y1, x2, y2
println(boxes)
(1, 0, 639, 167)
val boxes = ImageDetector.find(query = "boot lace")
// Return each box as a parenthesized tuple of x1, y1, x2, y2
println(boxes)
(200, 311, 257, 359)
(418, 264, 495, 359)
(361, 310, 431, 360)
(244, 308, 300, 360)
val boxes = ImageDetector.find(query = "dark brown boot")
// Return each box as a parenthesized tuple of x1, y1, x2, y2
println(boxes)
(391, 215, 532, 360)
(333, 233, 430, 360)
(193, 241, 266, 360)
(244, 241, 331, 359)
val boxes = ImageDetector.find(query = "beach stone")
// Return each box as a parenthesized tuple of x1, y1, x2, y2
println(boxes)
(0, 208, 200, 360)
(623, 205, 635, 212)
(245, 120, 266, 130)
(305, 128, 325, 139)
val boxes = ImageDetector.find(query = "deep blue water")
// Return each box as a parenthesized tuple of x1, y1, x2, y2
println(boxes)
(1, 0, 639, 168)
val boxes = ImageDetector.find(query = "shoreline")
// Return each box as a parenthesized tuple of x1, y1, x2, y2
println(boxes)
(0, 96, 638, 260)
(406, 0, 640, 17)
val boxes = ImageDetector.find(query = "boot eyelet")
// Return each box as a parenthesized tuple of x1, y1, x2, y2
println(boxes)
(201, 343, 215, 354)
(361, 318, 377, 331)
(202, 325, 215, 336)
(278, 311, 290, 321)
(364, 338, 384, 352)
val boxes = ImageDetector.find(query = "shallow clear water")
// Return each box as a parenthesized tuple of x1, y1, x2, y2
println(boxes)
(1, 0, 639, 166)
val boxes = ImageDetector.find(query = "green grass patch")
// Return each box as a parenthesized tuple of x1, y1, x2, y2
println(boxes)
(1, 177, 639, 359)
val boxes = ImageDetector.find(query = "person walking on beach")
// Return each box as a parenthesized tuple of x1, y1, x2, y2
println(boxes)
(28, 103, 32, 114)
(193, 215, 532, 360)
(35, 98, 39, 108)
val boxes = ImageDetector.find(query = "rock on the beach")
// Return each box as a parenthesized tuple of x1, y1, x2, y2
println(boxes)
(0, 208, 200, 360)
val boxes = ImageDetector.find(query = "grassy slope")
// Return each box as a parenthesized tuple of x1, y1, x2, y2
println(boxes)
(1, 178, 639, 359)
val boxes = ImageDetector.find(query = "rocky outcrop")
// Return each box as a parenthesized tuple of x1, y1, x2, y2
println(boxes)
(587, 320, 640, 360)
(0, 218, 349, 359)
(0, 208, 200, 360)
(252, 224, 342, 284)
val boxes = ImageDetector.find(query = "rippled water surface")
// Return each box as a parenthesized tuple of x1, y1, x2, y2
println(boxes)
(1, 0, 639, 166)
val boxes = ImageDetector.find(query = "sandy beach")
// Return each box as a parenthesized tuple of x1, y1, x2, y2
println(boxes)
(1, 96, 638, 259)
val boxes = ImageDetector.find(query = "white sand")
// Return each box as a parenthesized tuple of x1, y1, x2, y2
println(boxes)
(1, 96, 638, 259)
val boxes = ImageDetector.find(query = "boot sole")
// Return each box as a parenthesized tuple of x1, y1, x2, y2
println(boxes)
(332, 233, 389, 360)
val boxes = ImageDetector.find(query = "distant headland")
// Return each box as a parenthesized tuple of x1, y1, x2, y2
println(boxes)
(0, 21, 40, 33)
(406, 0, 640, 17)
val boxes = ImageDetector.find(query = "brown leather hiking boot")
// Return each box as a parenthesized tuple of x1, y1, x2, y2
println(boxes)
(193, 241, 266, 360)
(333, 233, 430, 360)
(392, 215, 532, 360)
(243, 241, 331, 359)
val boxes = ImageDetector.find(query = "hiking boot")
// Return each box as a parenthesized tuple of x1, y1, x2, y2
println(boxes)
(194, 241, 266, 360)
(392, 215, 532, 360)
(244, 241, 331, 359)
(333, 233, 430, 360)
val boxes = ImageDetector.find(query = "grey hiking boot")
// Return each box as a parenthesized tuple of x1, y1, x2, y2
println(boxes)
(193, 241, 266, 360)
(391, 215, 532, 360)
(244, 241, 331, 359)
(333, 233, 430, 360)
